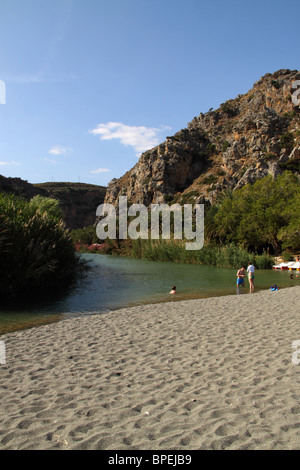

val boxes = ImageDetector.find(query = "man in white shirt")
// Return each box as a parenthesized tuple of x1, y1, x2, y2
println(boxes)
(247, 262, 255, 291)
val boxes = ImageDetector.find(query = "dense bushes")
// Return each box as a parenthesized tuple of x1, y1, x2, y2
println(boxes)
(209, 171, 300, 253)
(0, 193, 81, 301)
(69, 225, 98, 245)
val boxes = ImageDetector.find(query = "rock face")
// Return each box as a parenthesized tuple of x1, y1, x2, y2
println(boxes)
(104, 69, 300, 207)
(0, 176, 106, 229)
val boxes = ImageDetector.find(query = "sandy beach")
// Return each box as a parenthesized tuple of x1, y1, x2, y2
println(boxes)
(0, 286, 300, 450)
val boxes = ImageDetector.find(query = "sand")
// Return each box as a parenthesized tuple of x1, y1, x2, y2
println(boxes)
(0, 286, 300, 450)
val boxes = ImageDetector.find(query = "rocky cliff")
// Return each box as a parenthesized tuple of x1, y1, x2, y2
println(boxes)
(104, 69, 300, 207)
(0, 176, 106, 229)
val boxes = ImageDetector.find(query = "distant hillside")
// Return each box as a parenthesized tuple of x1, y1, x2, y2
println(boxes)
(0, 174, 47, 199)
(0, 176, 106, 229)
(105, 69, 300, 208)
(34, 182, 106, 229)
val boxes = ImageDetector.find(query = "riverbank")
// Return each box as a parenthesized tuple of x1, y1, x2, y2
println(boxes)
(1, 286, 300, 450)
(3, 253, 296, 336)
(79, 239, 276, 270)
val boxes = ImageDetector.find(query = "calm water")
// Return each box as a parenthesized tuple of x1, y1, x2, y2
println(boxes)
(0, 253, 297, 334)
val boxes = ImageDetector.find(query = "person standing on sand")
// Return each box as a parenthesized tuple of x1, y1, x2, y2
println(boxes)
(236, 265, 246, 287)
(247, 262, 255, 291)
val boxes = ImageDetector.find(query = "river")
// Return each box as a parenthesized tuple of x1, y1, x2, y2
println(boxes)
(0, 253, 296, 334)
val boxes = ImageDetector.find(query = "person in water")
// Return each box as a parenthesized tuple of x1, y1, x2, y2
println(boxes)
(247, 262, 255, 291)
(236, 265, 246, 287)
(169, 286, 176, 294)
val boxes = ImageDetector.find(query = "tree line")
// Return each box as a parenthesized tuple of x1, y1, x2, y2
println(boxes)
(205, 171, 300, 254)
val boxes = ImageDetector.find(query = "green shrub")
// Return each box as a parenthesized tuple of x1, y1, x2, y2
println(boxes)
(222, 140, 231, 151)
(0, 193, 81, 301)
(70, 225, 98, 245)
(271, 80, 281, 89)
(254, 252, 274, 269)
(203, 175, 218, 185)
(281, 250, 294, 262)
(279, 132, 294, 153)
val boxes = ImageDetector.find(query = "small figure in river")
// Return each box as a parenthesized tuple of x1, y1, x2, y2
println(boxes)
(247, 262, 255, 291)
(236, 265, 246, 288)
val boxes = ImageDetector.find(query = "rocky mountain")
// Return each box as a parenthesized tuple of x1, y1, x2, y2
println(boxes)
(104, 69, 300, 208)
(0, 176, 106, 229)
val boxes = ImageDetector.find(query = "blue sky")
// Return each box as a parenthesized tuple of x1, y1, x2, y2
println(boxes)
(0, 0, 299, 186)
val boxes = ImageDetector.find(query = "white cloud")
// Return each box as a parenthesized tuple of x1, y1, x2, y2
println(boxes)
(91, 168, 110, 174)
(5, 73, 45, 84)
(49, 145, 71, 156)
(5, 71, 78, 85)
(0, 160, 20, 166)
(44, 157, 57, 165)
(89, 121, 171, 156)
